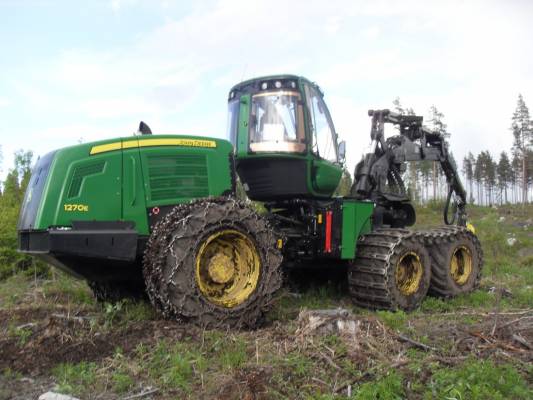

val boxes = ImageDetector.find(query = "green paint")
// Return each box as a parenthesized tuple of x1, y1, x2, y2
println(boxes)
(312, 158, 343, 195)
(231, 75, 343, 199)
(236, 95, 250, 157)
(27, 135, 233, 235)
(341, 200, 374, 259)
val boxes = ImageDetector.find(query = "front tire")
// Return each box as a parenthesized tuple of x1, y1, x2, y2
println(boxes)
(143, 198, 283, 329)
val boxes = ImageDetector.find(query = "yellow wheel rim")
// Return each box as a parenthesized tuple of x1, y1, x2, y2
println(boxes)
(450, 246, 473, 285)
(395, 252, 423, 295)
(195, 229, 261, 308)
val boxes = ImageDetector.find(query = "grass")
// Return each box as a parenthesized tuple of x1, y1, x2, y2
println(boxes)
(423, 359, 532, 399)
(377, 310, 409, 331)
(11, 325, 32, 347)
(100, 299, 155, 328)
(142, 340, 206, 393)
(0, 204, 532, 399)
(52, 361, 98, 397)
(354, 371, 405, 400)
(112, 372, 134, 394)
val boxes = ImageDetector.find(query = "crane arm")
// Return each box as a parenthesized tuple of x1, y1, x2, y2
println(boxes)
(352, 109, 467, 227)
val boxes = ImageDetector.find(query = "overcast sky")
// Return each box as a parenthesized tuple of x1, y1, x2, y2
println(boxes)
(1, 0, 532, 179)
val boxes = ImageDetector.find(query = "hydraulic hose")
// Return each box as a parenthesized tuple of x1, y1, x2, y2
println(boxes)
(443, 186, 456, 225)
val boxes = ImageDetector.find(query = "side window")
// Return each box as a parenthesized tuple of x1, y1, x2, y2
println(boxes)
(226, 99, 239, 147)
(305, 86, 338, 162)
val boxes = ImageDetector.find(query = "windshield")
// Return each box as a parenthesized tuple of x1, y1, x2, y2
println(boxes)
(249, 91, 305, 153)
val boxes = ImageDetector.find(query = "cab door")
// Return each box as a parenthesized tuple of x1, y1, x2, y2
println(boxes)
(304, 84, 343, 195)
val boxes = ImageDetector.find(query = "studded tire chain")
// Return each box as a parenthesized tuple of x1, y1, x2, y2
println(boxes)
(142, 197, 283, 329)
(348, 226, 483, 311)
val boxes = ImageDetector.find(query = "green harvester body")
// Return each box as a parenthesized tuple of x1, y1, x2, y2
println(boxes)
(18, 74, 375, 284)
(16, 74, 482, 327)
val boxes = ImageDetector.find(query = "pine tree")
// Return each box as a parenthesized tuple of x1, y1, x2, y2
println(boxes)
(511, 153, 521, 203)
(462, 153, 474, 204)
(481, 151, 496, 206)
(473, 154, 483, 205)
(428, 105, 448, 201)
(527, 148, 533, 200)
(511, 94, 532, 203)
(419, 161, 432, 203)
(497, 152, 512, 204)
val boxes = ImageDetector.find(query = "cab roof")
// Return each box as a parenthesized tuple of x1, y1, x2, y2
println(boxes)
(228, 74, 321, 95)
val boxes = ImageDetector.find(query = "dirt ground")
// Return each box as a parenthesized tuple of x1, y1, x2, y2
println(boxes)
(1, 204, 532, 399)
(1, 300, 531, 399)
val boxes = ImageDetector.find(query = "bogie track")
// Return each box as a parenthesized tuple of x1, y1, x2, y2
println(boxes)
(348, 229, 431, 311)
(348, 226, 483, 311)
(422, 226, 483, 298)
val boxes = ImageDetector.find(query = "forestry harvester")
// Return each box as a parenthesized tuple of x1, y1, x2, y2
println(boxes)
(18, 75, 482, 327)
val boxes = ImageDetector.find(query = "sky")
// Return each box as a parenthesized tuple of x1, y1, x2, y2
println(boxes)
(1, 0, 532, 179)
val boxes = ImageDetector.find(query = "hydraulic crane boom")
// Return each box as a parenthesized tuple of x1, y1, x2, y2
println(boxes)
(352, 109, 467, 227)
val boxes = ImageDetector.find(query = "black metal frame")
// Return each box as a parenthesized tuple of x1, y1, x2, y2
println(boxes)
(351, 109, 467, 227)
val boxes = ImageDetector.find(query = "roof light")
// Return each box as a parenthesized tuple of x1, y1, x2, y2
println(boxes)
(261, 82, 268, 90)
(275, 81, 282, 88)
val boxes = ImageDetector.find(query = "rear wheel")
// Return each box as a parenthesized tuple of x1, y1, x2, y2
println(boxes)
(348, 229, 431, 311)
(426, 227, 483, 297)
(143, 198, 283, 328)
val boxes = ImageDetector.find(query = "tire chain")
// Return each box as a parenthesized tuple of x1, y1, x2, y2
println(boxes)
(348, 226, 483, 310)
(142, 197, 283, 329)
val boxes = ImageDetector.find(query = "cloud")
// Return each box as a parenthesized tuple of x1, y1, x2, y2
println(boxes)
(2, 0, 533, 181)
(110, 0, 121, 12)
(0, 97, 10, 108)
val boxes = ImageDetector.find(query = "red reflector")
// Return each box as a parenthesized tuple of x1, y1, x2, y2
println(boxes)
(325, 210, 332, 253)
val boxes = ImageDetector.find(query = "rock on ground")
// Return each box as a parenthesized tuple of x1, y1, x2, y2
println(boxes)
(38, 392, 80, 400)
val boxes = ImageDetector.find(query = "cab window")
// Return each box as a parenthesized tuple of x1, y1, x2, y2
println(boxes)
(305, 85, 338, 162)
(226, 99, 239, 147)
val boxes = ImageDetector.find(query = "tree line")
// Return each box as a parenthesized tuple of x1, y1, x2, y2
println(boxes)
(392, 94, 532, 206)
(0, 93, 531, 279)
(0, 148, 37, 279)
